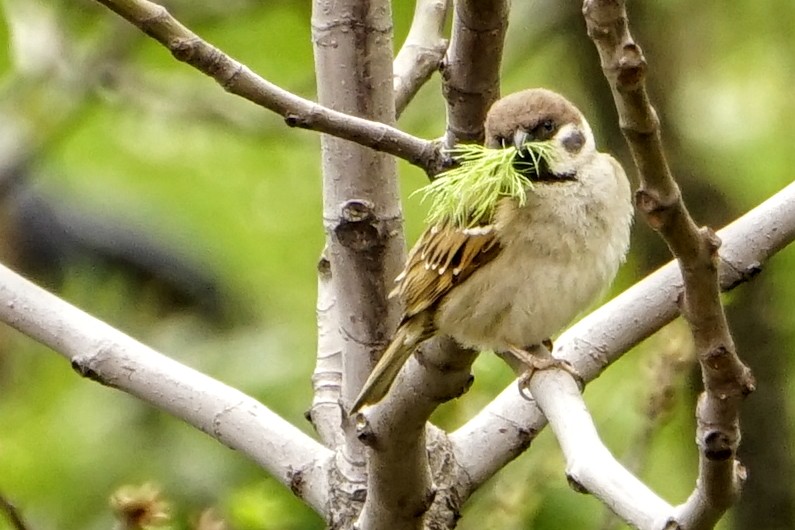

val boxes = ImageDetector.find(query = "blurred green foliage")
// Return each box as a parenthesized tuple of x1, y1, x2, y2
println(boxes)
(1, 1, 794, 529)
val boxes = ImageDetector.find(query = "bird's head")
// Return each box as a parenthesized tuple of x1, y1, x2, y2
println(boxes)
(484, 88, 596, 182)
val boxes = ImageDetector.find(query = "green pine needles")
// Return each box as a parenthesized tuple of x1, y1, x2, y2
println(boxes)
(415, 142, 555, 228)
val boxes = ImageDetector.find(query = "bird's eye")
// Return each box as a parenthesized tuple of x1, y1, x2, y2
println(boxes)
(531, 120, 556, 141)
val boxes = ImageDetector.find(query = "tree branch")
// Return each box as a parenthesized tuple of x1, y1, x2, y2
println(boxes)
(342, 4, 512, 521)
(583, 1, 753, 526)
(91, 0, 446, 174)
(354, 336, 477, 528)
(309, 249, 345, 448)
(441, 0, 508, 145)
(0, 492, 28, 530)
(452, 180, 795, 499)
(393, 0, 449, 118)
(0, 263, 333, 515)
(528, 363, 673, 529)
(310, 1, 435, 528)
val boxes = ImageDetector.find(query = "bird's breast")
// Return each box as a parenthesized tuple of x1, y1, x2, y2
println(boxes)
(434, 154, 632, 352)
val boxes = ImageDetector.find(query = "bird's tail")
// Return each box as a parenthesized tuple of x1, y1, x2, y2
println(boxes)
(350, 323, 419, 413)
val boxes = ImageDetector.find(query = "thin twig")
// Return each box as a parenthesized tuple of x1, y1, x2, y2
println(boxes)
(0, 492, 29, 530)
(583, 1, 754, 527)
(92, 0, 446, 174)
(393, 0, 450, 117)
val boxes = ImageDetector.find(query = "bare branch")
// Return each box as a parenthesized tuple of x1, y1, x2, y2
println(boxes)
(393, 0, 450, 117)
(310, 1, 435, 528)
(583, 0, 754, 525)
(309, 249, 345, 448)
(342, 4, 513, 522)
(354, 337, 477, 529)
(528, 363, 673, 529)
(452, 180, 795, 497)
(91, 0, 446, 174)
(0, 263, 332, 515)
(442, 0, 508, 145)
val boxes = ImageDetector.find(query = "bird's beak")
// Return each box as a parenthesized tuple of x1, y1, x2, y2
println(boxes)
(513, 129, 530, 151)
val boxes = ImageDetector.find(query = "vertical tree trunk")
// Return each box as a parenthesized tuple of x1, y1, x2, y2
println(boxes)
(312, 1, 405, 413)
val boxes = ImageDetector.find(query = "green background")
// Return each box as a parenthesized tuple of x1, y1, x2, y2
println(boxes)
(0, 1, 793, 529)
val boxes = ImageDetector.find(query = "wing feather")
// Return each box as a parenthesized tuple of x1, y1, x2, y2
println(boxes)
(393, 223, 502, 319)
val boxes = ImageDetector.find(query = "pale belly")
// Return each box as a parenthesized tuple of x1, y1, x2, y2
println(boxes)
(433, 239, 619, 352)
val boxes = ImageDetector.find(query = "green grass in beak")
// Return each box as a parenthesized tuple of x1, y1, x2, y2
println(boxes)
(415, 142, 554, 228)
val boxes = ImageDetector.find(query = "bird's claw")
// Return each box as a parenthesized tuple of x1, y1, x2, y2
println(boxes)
(510, 347, 584, 400)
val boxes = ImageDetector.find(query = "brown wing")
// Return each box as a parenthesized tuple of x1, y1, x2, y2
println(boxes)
(392, 223, 502, 319)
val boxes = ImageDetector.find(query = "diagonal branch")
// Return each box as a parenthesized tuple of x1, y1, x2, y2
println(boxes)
(0, 491, 28, 530)
(583, 1, 753, 527)
(0, 263, 333, 515)
(393, 0, 450, 118)
(528, 363, 673, 529)
(451, 180, 795, 500)
(91, 0, 446, 175)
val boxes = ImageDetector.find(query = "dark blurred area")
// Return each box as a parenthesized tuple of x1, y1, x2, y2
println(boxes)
(0, 168, 232, 323)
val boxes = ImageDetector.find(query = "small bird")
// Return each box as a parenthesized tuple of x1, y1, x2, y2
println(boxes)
(350, 88, 633, 413)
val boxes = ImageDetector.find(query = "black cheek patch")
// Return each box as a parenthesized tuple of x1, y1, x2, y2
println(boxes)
(562, 130, 585, 154)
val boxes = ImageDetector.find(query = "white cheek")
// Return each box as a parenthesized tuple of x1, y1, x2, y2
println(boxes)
(550, 122, 595, 175)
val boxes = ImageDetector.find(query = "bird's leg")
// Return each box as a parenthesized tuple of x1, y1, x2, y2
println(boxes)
(507, 343, 583, 399)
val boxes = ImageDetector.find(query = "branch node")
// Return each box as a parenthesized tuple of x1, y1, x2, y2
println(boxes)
(566, 472, 589, 494)
(663, 518, 683, 530)
(702, 345, 730, 371)
(703, 430, 733, 461)
(287, 467, 305, 497)
(70, 357, 101, 382)
(284, 113, 304, 128)
(742, 374, 757, 395)
(422, 486, 438, 514)
(341, 200, 375, 223)
(352, 487, 367, 503)
(169, 37, 195, 62)
(317, 254, 332, 276)
(700, 226, 722, 254)
(616, 43, 646, 89)
(354, 413, 377, 447)
(334, 200, 382, 252)
(515, 426, 538, 451)
(634, 188, 676, 229)
(741, 261, 762, 282)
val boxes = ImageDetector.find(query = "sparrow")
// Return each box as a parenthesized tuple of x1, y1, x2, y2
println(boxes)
(350, 88, 633, 413)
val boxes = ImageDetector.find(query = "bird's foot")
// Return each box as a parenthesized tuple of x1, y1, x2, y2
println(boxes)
(508, 345, 583, 399)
